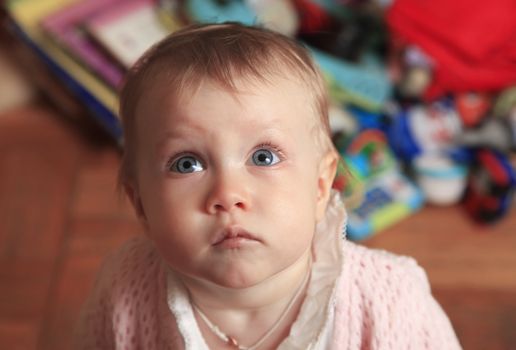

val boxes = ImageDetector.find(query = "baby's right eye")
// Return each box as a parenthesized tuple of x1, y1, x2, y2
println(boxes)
(168, 155, 204, 174)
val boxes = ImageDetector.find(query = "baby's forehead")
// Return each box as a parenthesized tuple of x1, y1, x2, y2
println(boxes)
(182, 77, 320, 124)
(139, 75, 325, 143)
(142, 71, 316, 115)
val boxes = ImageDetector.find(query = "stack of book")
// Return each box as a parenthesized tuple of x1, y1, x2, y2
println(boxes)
(4, 0, 179, 142)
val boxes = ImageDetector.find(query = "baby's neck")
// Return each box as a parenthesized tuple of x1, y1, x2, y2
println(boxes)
(177, 250, 312, 348)
(181, 249, 311, 311)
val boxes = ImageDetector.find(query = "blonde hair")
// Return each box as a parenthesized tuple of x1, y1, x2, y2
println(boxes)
(119, 22, 333, 186)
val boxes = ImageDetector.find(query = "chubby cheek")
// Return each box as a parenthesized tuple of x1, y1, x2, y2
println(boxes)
(145, 204, 208, 274)
(260, 167, 319, 243)
(138, 180, 204, 250)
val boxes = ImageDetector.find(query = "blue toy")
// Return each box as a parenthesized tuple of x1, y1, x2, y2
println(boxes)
(333, 129, 424, 240)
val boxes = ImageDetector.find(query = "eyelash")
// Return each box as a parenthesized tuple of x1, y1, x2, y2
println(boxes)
(164, 151, 201, 171)
(254, 142, 285, 161)
(164, 142, 285, 171)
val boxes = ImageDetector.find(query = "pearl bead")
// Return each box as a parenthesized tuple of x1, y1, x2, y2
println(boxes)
(227, 336, 239, 347)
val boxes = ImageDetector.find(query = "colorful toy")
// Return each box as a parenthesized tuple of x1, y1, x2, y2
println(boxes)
(462, 150, 516, 224)
(315, 50, 392, 111)
(328, 104, 358, 136)
(455, 118, 514, 153)
(294, 0, 388, 61)
(387, 99, 463, 161)
(333, 129, 424, 240)
(185, 0, 256, 24)
(394, 46, 433, 104)
(493, 86, 516, 118)
(413, 154, 468, 205)
(455, 92, 491, 128)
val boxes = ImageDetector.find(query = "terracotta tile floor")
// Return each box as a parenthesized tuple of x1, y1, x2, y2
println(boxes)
(0, 105, 139, 350)
(0, 105, 515, 349)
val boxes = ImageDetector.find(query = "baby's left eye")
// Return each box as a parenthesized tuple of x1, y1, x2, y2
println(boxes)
(251, 149, 281, 166)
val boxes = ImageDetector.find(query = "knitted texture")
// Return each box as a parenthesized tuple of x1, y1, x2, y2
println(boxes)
(73, 237, 183, 349)
(74, 236, 461, 349)
(333, 241, 461, 349)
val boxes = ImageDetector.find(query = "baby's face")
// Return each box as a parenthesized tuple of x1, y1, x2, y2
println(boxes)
(131, 76, 332, 288)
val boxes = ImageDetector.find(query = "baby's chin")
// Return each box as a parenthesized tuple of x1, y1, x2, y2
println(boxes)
(206, 268, 269, 290)
(173, 265, 266, 291)
(175, 250, 312, 291)
(207, 258, 310, 291)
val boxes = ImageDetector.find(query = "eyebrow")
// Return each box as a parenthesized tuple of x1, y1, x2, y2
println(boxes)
(153, 128, 198, 156)
(159, 124, 204, 140)
(165, 115, 289, 137)
(154, 118, 212, 144)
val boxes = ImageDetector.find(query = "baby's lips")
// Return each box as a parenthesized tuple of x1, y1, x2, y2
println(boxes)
(211, 226, 261, 246)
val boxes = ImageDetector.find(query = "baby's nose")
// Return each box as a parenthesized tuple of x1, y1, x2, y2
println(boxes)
(205, 173, 250, 214)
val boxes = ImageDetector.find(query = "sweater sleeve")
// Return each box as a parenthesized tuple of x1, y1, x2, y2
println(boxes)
(333, 242, 462, 349)
(385, 261, 462, 349)
(72, 237, 168, 350)
(73, 251, 117, 350)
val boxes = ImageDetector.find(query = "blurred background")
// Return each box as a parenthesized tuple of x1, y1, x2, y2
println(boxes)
(0, 0, 515, 349)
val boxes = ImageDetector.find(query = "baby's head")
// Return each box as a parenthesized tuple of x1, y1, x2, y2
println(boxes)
(119, 23, 339, 288)
(120, 22, 336, 187)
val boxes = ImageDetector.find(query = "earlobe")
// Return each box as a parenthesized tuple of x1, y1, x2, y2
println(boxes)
(316, 150, 338, 221)
(124, 182, 149, 229)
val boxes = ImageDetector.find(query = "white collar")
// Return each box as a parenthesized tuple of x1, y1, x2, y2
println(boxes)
(167, 191, 347, 350)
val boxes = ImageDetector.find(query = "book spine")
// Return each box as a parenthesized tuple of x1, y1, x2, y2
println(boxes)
(8, 19, 123, 144)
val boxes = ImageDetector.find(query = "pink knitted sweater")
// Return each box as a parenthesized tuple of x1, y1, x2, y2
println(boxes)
(75, 196, 461, 349)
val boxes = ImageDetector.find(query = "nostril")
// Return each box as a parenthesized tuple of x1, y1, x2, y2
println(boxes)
(211, 201, 245, 213)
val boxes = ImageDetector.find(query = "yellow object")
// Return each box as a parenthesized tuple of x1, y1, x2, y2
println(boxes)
(7, 0, 118, 116)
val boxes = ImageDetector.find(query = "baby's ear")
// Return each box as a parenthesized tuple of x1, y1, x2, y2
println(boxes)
(316, 150, 338, 221)
(124, 182, 149, 230)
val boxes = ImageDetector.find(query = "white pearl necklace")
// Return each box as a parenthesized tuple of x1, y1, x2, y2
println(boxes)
(192, 269, 311, 350)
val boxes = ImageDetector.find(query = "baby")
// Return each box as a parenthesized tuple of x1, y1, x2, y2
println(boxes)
(75, 23, 461, 349)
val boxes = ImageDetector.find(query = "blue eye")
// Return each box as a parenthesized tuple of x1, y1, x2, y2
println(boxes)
(169, 156, 203, 173)
(251, 149, 280, 166)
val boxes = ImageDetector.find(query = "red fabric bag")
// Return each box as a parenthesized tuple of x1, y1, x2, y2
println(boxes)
(387, 0, 516, 98)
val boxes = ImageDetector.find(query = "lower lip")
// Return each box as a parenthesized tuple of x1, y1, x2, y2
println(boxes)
(214, 237, 259, 249)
